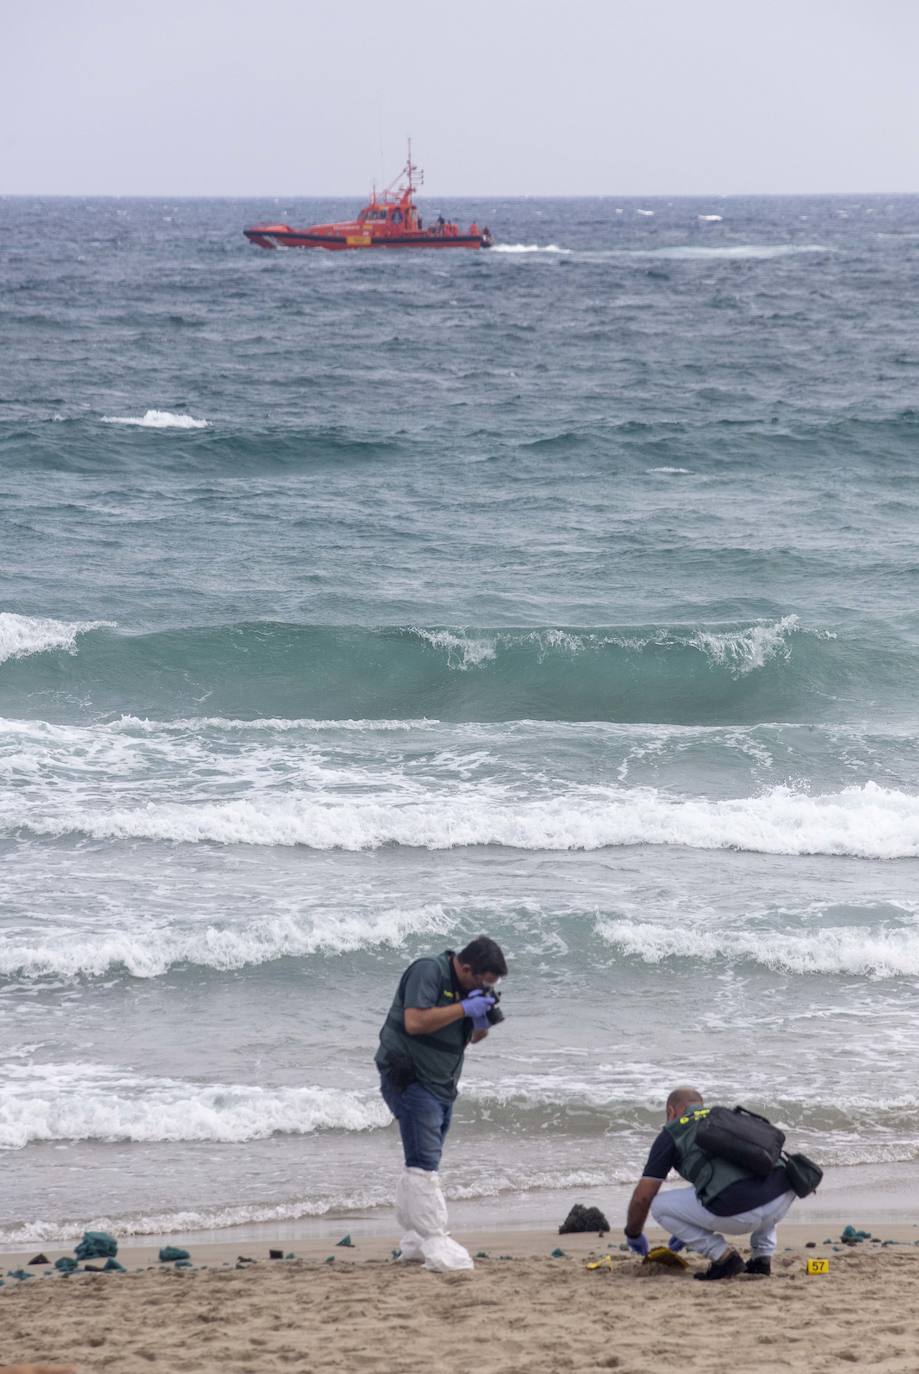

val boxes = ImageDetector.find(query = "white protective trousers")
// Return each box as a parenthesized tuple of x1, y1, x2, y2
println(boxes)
(651, 1185, 797, 1261)
(394, 1166, 474, 1272)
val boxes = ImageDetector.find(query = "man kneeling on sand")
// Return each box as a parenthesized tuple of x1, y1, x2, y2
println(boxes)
(623, 1086, 797, 1281)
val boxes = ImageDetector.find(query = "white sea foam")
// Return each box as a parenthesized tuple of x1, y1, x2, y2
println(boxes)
(596, 919, 919, 978)
(100, 409, 208, 429)
(409, 617, 803, 673)
(0, 1166, 626, 1245)
(645, 243, 830, 260)
(0, 903, 453, 980)
(410, 627, 497, 668)
(0, 613, 114, 666)
(697, 214, 724, 222)
(490, 243, 573, 254)
(0, 1064, 390, 1150)
(691, 613, 799, 674)
(6, 781, 919, 858)
(111, 714, 438, 733)
(647, 466, 691, 475)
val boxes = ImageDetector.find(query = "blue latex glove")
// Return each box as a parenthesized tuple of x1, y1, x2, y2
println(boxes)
(625, 1232, 649, 1258)
(471, 1012, 491, 1032)
(460, 990, 496, 1020)
(667, 1235, 686, 1252)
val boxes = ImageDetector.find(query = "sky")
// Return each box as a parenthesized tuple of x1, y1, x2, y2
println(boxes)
(2, 0, 918, 196)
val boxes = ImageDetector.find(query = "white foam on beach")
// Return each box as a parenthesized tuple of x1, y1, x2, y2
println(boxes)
(596, 919, 919, 979)
(6, 780, 919, 858)
(0, 1166, 627, 1245)
(0, 612, 114, 666)
(100, 409, 208, 428)
(490, 243, 573, 254)
(0, 1063, 390, 1150)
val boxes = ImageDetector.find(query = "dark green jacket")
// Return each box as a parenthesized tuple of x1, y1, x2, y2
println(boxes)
(665, 1107, 759, 1208)
(375, 950, 472, 1102)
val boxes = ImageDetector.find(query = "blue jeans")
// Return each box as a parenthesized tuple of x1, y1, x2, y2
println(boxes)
(379, 1070, 453, 1171)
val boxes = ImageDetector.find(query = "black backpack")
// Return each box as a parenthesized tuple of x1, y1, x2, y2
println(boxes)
(696, 1105, 823, 1196)
(696, 1105, 785, 1176)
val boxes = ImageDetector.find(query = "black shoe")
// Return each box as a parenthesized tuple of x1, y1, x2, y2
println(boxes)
(745, 1256, 771, 1277)
(693, 1249, 745, 1282)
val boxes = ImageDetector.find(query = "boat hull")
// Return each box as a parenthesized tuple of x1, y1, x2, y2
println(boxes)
(243, 226, 490, 251)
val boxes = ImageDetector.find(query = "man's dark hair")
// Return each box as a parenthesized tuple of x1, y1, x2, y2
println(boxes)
(457, 935, 507, 977)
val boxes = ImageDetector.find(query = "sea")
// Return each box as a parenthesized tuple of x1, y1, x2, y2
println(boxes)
(2, 192, 919, 1249)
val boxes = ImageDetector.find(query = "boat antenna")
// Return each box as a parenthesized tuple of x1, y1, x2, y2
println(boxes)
(405, 137, 423, 194)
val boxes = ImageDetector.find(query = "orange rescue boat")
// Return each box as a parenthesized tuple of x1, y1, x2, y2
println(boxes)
(244, 145, 492, 252)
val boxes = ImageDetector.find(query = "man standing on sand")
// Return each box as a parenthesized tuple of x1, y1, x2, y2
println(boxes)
(622, 1086, 797, 1280)
(376, 936, 508, 1270)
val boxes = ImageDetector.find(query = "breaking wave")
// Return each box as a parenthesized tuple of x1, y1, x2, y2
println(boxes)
(596, 917, 919, 978)
(0, 615, 870, 724)
(4, 781, 918, 857)
(0, 1066, 390, 1151)
(0, 612, 114, 666)
(0, 903, 454, 981)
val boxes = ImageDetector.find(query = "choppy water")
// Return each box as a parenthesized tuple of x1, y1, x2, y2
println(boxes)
(2, 193, 919, 1244)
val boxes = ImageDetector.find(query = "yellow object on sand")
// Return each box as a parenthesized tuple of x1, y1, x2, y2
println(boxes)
(643, 1246, 690, 1270)
(586, 1254, 614, 1271)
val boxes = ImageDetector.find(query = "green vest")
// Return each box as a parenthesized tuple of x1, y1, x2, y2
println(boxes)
(665, 1107, 758, 1208)
(375, 950, 472, 1102)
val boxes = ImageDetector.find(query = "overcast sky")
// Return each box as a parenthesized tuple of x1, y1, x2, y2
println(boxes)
(3, 0, 918, 196)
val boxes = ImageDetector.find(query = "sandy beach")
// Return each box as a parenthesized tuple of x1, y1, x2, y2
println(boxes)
(4, 1222, 919, 1373)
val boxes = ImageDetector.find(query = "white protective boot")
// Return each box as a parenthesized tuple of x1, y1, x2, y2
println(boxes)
(394, 1169, 425, 1262)
(395, 1167, 473, 1272)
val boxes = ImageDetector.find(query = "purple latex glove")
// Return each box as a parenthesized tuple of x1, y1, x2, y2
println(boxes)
(667, 1235, 686, 1252)
(460, 990, 496, 1020)
(625, 1232, 649, 1258)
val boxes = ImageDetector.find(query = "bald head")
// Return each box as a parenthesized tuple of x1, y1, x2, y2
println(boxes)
(666, 1086, 704, 1119)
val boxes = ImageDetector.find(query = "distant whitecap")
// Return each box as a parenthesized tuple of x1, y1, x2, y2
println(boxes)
(100, 409, 208, 429)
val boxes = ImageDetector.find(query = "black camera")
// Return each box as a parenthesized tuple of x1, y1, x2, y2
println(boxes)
(486, 990, 504, 1026)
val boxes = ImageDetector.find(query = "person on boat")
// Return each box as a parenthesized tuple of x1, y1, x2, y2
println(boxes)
(392, 207, 403, 224)
(622, 1086, 798, 1281)
(436, 214, 446, 234)
(376, 936, 508, 1270)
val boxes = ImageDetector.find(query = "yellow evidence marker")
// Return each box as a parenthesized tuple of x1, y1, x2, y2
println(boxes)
(806, 1258, 830, 1275)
